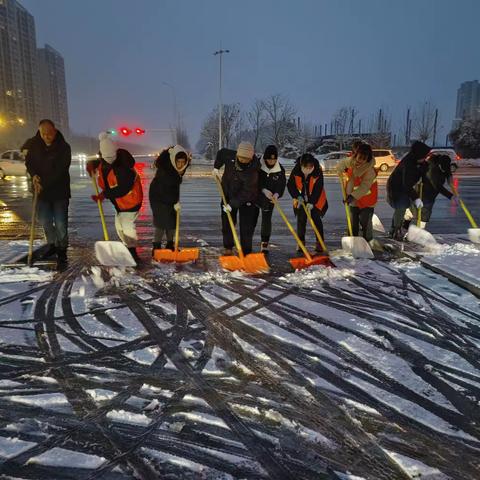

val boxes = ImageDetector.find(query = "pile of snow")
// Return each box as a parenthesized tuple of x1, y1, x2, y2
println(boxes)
(279, 265, 354, 287)
(0, 266, 53, 284)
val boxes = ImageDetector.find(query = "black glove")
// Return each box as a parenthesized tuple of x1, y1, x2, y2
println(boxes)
(344, 194, 354, 205)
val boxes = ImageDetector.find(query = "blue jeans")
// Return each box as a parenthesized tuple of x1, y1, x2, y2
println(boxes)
(37, 199, 69, 250)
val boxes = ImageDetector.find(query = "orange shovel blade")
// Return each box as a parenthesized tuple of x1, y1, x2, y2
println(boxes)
(153, 248, 199, 264)
(289, 255, 333, 270)
(219, 253, 269, 274)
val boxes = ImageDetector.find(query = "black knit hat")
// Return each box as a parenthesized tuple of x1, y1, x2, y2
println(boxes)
(263, 145, 278, 160)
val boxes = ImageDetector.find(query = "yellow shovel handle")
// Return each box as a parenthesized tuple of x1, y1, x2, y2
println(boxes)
(451, 183, 479, 228)
(91, 174, 109, 241)
(417, 182, 423, 228)
(214, 175, 244, 260)
(339, 175, 353, 236)
(272, 198, 312, 261)
(301, 201, 328, 252)
(174, 206, 180, 252)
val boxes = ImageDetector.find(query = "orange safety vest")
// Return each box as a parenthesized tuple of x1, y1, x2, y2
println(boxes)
(346, 167, 378, 209)
(294, 175, 328, 213)
(98, 167, 143, 211)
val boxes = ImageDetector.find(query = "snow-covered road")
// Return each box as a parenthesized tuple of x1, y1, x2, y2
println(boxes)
(0, 164, 479, 479)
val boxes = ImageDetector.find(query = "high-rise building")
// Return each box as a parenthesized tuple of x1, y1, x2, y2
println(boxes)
(0, 0, 40, 126)
(453, 80, 480, 128)
(37, 44, 69, 133)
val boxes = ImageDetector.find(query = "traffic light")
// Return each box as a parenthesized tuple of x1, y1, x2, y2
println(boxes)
(135, 127, 145, 136)
(119, 127, 132, 136)
(107, 129, 117, 136)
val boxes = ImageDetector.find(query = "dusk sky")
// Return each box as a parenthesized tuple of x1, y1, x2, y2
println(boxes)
(23, 0, 480, 147)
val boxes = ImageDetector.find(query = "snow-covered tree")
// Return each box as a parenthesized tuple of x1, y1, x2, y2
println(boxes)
(246, 99, 267, 151)
(263, 94, 297, 150)
(450, 119, 480, 158)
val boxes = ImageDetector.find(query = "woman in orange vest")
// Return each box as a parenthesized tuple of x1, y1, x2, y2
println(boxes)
(86, 132, 143, 262)
(336, 142, 377, 242)
(287, 153, 328, 253)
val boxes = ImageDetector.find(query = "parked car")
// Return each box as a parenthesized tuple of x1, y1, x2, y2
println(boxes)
(426, 148, 461, 163)
(313, 154, 326, 171)
(0, 150, 27, 179)
(372, 149, 397, 172)
(322, 151, 351, 170)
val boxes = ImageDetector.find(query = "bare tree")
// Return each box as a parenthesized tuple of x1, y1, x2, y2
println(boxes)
(412, 101, 437, 143)
(175, 121, 191, 150)
(222, 103, 243, 149)
(263, 93, 297, 149)
(331, 107, 354, 135)
(247, 99, 266, 150)
(198, 104, 243, 159)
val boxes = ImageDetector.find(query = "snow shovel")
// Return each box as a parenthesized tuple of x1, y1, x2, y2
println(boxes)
(406, 183, 437, 247)
(451, 183, 480, 244)
(153, 206, 199, 263)
(214, 176, 269, 274)
(372, 214, 385, 233)
(272, 198, 332, 270)
(339, 177, 374, 259)
(91, 176, 136, 267)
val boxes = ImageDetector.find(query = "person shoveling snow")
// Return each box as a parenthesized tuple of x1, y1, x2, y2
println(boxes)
(86, 132, 143, 267)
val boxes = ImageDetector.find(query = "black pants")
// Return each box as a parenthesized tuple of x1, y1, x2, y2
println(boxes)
(221, 203, 259, 254)
(260, 208, 274, 243)
(295, 207, 324, 245)
(350, 206, 374, 242)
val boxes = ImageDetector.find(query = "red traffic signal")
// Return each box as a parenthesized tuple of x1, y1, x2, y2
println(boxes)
(135, 127, 145, 136)
(119, 127, 132, 136)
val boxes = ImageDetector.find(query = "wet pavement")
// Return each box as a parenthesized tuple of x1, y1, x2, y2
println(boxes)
(0, 162, 479, 479)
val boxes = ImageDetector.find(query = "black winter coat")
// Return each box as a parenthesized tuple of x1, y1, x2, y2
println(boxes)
(25, 130, 71, 201)
(214, 148, 259, 209)
(257, 158, 286, 210)
(149, 149, 189, 206)
(387, 141, 430, 207)
(287, 157, 328, 216)
(88, 149, 140, 212)
(419, 154, 453, 204)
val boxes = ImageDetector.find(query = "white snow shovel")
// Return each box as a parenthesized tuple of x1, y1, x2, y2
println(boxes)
(372, 214, 385, 233)
(406, 183, 437, 248)
(451, 183, 480, 244)
(339, 176, 374, 259)
(91, 176, 136, 267)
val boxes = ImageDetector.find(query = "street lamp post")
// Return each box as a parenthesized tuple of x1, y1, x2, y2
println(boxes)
(213, 48, 229, 150)
(162, 81, 178, 144)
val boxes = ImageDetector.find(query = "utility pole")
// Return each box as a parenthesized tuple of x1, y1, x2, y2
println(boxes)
(432, 108, 438, 146)
(213, 48, 230, 150)
(405, 108, 410, 145)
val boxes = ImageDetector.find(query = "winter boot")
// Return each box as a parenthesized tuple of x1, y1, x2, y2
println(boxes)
(315, 242, 325, 254)
(41, 244, 56, 259)
(165, 241, 174, 252)
(128, 247, 141, 263)
(56, 249, 68, 271)
(151, 242, 162, 257)
(223, 248, 233, 256)
(261, 242, 269, 254)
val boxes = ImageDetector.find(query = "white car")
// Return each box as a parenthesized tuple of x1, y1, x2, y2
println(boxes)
(0, 150, 27, 179)
(321, 151, 351, 171)
(372, 149, 398, 172)
(426, 148, 461, 163)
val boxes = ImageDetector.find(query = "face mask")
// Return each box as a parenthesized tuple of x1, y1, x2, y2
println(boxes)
(301, 167, 313, 176)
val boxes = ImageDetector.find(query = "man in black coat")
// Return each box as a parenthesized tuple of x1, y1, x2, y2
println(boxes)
(410, 154, 455, 228)
(386, 140, 430, 239)
(25, 119, 71, 267)
(213, 141, 259, 255)
(257, 145, 286, 253)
